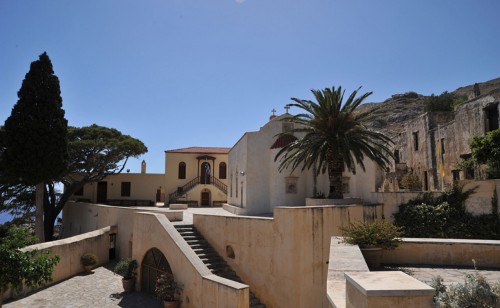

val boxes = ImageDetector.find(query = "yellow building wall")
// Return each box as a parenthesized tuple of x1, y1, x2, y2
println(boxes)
(164, 151, 229, 205)
(72, 173, 165, 204)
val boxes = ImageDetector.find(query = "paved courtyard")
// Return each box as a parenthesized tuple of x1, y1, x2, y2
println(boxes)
(3, 263, 161, 308)
(6, 263, 500, 307)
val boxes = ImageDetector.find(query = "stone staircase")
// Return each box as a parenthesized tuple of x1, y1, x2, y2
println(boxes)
(174, 225, 265, 308)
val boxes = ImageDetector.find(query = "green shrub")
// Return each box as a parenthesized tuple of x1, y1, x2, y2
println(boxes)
(431, 272, 500, 307)
(339, 219, 403, 250)
(155, 273, 183, 301)
(80, 253, 98, 266)
(0, 226, 60, 294)
(394, 185, 500, 239)
(113, 258, 138, 279)
(400, 171, 420, 191)
(424, 92, 467, 112)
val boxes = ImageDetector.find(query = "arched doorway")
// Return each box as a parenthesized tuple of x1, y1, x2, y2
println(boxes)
(141, 248, 172, 295)
(200, 162, 211, 184)
(201, 189, 211, 207)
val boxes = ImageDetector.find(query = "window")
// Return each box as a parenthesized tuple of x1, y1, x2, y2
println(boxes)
(219, 162, 227, 179)
(412, 132, 419, 151)
(121, 182, 131, 197)
(394, 150, 400, 164)
(452, 170, 460, 182)
(74, 186, 84, 196)
(236, 168, 239, 198)
(178, 162, 186, 179)
(285, 177, 298, 194)
(484, 103, 499, 132)
(230, 174, 233, 197)
(342, 177, 350, 193)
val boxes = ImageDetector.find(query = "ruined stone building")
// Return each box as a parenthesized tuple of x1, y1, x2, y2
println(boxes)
(389, 88, 500, 191)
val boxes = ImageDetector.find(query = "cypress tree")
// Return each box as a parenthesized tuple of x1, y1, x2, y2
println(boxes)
(2, 52, 68, 241)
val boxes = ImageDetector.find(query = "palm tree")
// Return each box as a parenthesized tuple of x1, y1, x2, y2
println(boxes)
(275, 86, 393, 199)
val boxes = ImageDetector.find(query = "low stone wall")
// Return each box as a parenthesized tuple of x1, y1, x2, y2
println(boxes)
(133, 212, 249, 307)
(328, 237, 500, 307)
(222, 203, 248, 215)
(328, 237, 435, 308)
(62, 201, 183, 259)
(327, 237, 369, 308)
(383, 238, 500, 268)
(2, 226, 113, 302)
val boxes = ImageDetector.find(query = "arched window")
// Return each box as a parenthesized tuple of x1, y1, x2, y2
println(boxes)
(178, 162, 186, 179)
(219, 162, 227, 179)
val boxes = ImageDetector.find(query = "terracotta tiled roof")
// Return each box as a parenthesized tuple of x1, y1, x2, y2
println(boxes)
(165, 147, 231, 154)
(270, 134, 298, 149)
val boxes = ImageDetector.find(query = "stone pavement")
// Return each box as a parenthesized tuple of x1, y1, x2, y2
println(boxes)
(382, 265, 500, 287)
(3, 263, 161, 308)
(135, 205, 238, 225)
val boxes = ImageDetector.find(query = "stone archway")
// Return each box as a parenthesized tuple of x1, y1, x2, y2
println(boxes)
(141, 247, 172, 295)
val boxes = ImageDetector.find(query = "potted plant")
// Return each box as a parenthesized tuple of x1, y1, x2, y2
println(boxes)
(155, 273, 183, 308)
(339, 219, 402, 268)
(80, 253, 98, 273)
(113, 258, 138, 293)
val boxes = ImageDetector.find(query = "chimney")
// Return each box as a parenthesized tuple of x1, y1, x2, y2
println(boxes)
(141, 160, 146, 174)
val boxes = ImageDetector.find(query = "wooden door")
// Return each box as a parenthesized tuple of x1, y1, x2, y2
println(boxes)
(201, 191, 210, 206)
(97, 181, 107, 203)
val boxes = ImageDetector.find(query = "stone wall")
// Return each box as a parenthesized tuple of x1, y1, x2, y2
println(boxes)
(2, 226, 112, 302)
(383, 238, 500, 268)
(62, 201, 183, 259)
(389, 94, 500, 192)
(193, 204, 383, 308)
(133, 213, 249, 307)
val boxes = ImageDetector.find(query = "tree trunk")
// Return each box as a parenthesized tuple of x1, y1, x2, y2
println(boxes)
(44, 209, 55, 242)
(328, 159, 344, 199)
(35, 182, 45, 242)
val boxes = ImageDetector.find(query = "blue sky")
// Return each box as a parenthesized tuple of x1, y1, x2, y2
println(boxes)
(1, 0, 499, 176)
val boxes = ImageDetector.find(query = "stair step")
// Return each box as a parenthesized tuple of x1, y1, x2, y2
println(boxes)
(213, 268, 236, 277)
(185, 238, 207, 243)
(206, 262, 228, 269)
(175, 223, 265, 308)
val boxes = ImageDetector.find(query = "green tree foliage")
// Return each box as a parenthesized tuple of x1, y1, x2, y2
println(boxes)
(1, 52, 68, 242)
(1, 52, 68, 185)
(468, 128, 500, 179)
(42, 124, 147, 241)
(424, 91, 468, 112)
(393, 185, 500, 239)
(0, 184, 35, 236)
(1, 124, 147, 241)
(0, 226, 60, 299)
(274, 86, 393, 199)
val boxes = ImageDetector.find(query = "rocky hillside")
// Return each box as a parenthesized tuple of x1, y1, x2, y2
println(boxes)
(359, 77, 500, 136)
